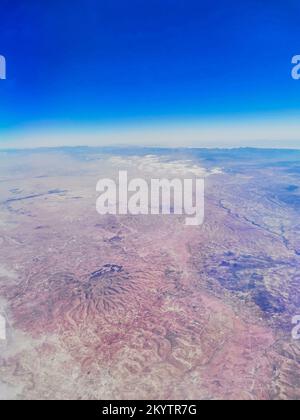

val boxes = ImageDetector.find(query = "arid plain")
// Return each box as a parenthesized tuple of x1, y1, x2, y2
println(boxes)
(0, 147, 299, 400)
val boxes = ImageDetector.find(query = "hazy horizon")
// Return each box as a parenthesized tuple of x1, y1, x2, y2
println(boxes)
(1, 113, 300, 150)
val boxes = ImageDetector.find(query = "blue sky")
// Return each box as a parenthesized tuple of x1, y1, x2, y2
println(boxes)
(0, 0, 300, 148)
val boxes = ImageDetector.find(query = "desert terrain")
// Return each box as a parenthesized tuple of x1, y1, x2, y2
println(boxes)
(0, 147, 299, 400)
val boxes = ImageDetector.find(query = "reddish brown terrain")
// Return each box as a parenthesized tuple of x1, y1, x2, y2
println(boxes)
(0, 148, 299, 399)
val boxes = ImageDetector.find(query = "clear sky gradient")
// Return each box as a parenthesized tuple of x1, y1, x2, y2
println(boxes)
(0, 0, 300, 148)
